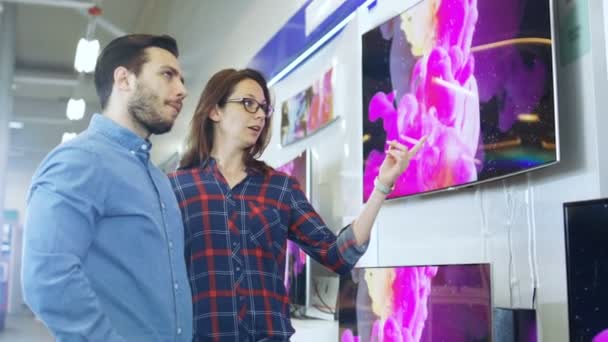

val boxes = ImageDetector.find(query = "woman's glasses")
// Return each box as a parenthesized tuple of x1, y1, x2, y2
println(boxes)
(225, 97, 273, 118)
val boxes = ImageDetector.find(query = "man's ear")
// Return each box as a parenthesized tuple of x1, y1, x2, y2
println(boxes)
(113, 66, 134, 92)
(209, 105, 222, 122)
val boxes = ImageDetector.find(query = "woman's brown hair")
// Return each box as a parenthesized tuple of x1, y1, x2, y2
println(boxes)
(179, 68, 272, 172)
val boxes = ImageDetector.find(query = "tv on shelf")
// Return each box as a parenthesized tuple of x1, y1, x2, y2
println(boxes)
(276, 151, 311, 307)
(338, 263, 491, 341)
(362, 0, 558, 201)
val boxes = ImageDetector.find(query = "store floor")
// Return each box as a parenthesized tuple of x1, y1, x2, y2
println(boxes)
(0, 313, 53, 341)
(0, 314, 338, 341)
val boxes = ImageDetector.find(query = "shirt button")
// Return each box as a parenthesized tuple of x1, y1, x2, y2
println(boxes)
(236, 267, 240, 272)
(130, 150, 135, 155)
(169, 241, 174, 249)
(141, 144, 148, 151)
(232, 242, 237, 247)
(161, 202, 166, 209)
(174, 282, 179, 290)
(177, 328, 182, 335)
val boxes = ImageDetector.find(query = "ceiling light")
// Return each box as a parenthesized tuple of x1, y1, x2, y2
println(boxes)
(8, 121, 23, 129)
(61, 132, 78, 143)
(66, 98, 86, 120)
(74, 38, 100, 73)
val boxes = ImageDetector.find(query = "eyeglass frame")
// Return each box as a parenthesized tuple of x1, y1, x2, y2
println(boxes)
(225, 97, 274, 118)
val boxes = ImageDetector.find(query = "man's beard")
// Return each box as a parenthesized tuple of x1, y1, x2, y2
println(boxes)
(127, 84, 174, 135)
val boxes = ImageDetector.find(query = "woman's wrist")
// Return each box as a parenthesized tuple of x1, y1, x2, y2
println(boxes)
(373, 177, 394, 195)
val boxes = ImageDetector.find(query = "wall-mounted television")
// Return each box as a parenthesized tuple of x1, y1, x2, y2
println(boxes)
(338, 263, 491, 341)
(281, 68, 336, 146)
(362, 0, 558, 201)
(564, 198, 608, 342)
(276, 151, 311, 307)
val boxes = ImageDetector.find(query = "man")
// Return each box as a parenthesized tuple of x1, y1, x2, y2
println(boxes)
(22, 34, 192, 341)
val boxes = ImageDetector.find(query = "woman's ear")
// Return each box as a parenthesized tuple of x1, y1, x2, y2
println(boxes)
(209, 105, 221, 122)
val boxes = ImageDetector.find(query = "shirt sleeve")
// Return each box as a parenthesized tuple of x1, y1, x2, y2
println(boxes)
(286, 176, 368, 275)
(22, 145, 126, 342)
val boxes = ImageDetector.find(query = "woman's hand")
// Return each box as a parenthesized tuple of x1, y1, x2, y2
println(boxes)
(377, 136, 427, 188)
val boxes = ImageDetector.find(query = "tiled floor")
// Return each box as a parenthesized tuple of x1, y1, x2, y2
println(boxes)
(0, 313, 53, 342)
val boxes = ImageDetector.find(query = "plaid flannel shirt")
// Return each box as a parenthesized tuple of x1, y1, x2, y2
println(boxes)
(168, 158, 367, 341)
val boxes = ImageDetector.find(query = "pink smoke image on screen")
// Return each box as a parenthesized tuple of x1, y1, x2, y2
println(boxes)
(341, 266, 438, 342)
(339, 264, 491, 342)
(308, 68, 334, 132)
(281, 68, 334, 146)
(594, 329, 608, 342)
(284, 240, 307, 292)
(364, 0, 480, 201)
(276, 156, 308, 293)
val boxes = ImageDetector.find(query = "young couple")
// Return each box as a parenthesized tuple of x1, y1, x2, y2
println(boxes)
(22, 34, 425, 342)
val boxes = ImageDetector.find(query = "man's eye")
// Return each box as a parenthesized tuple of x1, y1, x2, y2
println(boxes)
(243, 99, 255, 107)
(162, 71, 172, 79)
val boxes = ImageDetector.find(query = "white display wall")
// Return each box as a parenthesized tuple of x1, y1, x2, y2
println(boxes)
(153, 0, 608, 340)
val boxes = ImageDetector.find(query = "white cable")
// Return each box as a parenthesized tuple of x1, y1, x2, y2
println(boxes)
(525, 177, 536, 308)
(476, 186, 489, 261)
(502, 180, 515, 307)
(529, 175, 541, 291)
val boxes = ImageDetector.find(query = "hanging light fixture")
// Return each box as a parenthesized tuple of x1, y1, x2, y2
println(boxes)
(73, 4, 103, 73)
(73, 38, 100, 73)
(66, 98, 86, 120)
(61, 132, 78, 143)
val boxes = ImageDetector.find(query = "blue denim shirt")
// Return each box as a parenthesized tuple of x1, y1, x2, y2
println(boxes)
(22, 114, 193, 342)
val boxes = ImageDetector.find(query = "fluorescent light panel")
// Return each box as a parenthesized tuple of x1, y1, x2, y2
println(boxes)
(9, 121, 24, 129)
(66, 98, 86, 120)
(74, 38, 100, 73)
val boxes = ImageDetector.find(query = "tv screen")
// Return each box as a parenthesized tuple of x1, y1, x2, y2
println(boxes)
(493, 308, 537, 342)
(362, 0, 558, 201)
(281, 68, 335, 146)
(564, 198, 608, 342)
(338, 263, 491, 341)
(277, 151, 310, 306)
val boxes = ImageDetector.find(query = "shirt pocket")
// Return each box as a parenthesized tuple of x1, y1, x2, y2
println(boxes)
(247, 203, 287, 255)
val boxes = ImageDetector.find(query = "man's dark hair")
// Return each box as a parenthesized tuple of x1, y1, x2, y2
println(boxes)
(94, 34, 179, 109)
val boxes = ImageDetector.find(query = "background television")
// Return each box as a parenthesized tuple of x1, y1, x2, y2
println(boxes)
(276, 151, 311, 307)
(564, 198, 608, 342)
(338, 263, 491, 341)
(361, 0, 558, 201)
(493, 308, 537, 342)
(280, 68, 336, 146)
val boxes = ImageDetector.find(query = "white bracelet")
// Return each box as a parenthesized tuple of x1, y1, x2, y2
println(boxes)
(374, 177, 393, 195)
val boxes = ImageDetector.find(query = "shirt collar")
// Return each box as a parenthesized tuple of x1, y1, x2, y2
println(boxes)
(200, 157, 214, 169)
(200, 157, 263, 176)
(89, 114, 152, 154)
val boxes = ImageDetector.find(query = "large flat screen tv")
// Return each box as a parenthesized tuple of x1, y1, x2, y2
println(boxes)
(564, 198, 608, 342)
(338, 263, 491, 341)
(362, 0, 558, 201)
(276, 151, 311, 307)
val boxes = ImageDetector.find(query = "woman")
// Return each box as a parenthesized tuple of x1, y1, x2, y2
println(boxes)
(169, 68, 425, 342)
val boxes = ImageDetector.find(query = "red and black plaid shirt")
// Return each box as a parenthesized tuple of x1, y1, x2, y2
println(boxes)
(168, 158, 366, 342)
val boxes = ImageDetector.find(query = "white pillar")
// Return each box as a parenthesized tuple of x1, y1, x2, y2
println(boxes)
(0, 3, 16, 233)
(0, 3, 17, 317)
